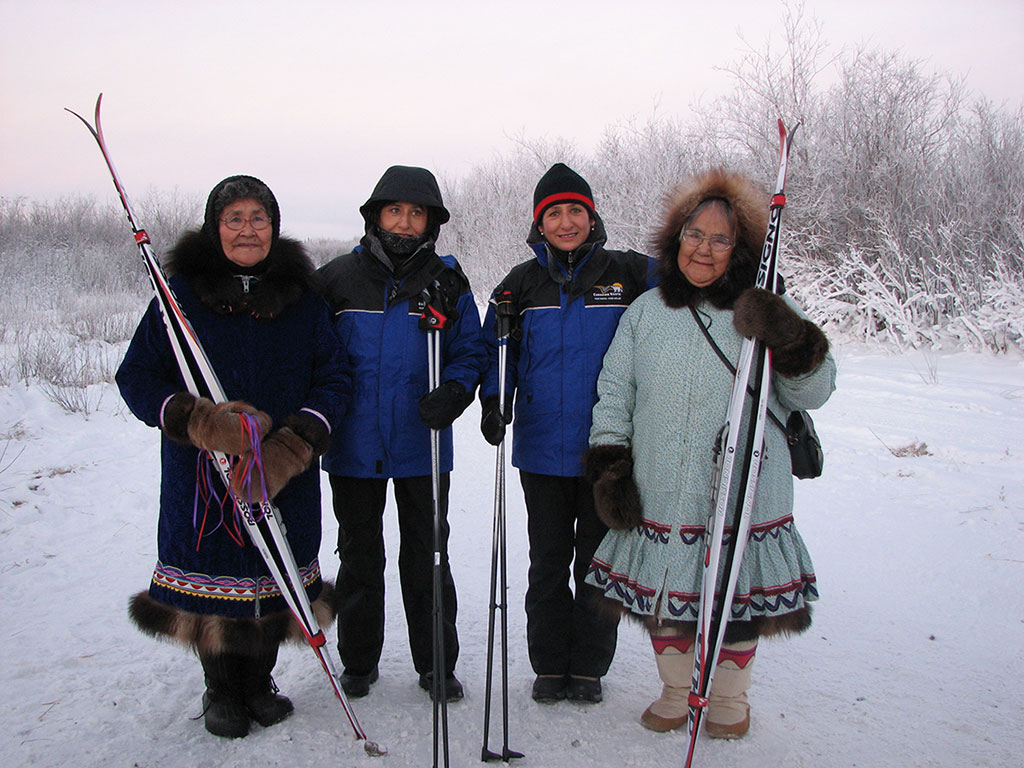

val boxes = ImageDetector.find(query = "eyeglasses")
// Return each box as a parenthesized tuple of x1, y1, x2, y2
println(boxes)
(220, 214, 272, 231)
(681, 229, 734, 253)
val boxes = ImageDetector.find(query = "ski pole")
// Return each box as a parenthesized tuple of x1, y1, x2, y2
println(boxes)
(481, 291, 524, 763)
(420, 286, 451, 768)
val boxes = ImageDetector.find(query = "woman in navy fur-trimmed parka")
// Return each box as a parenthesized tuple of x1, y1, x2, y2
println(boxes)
(317, 165, 486, 703)
(478, 163, 657, 704)
(117, 175, 351, 739)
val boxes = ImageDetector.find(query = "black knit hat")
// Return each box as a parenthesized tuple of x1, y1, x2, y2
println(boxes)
(532, 163, 596, 223)
(202, 175, 281, 245)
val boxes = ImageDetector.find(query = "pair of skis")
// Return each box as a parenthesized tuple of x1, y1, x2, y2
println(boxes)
(67, 95, 384, 757)
(683, 119, 800, 768)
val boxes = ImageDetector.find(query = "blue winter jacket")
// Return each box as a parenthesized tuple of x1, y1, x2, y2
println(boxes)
(318, 241, 486, 478)
(117, 248, 350, 618)
(480, 231, 657, 476)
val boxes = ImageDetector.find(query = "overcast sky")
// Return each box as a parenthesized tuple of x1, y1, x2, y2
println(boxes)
(2, 0, 1022, 239)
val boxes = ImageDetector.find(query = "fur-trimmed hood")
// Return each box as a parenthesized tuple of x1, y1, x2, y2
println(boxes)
(164, 231, 315, 318)
(653, 168, 768, 310)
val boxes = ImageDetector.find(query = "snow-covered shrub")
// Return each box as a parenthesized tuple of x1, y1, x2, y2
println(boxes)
(441, 3, 1024, 351)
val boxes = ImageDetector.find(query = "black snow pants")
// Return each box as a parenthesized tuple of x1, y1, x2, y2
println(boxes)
(519, 471, 619, 678)
(331, 474, 459, 678)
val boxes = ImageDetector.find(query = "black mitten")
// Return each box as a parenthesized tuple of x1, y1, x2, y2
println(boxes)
(480, 395, 513, 446)
(418, 381, 472, 430)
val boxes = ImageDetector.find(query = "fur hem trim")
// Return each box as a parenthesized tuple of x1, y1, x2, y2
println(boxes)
(128, 581, 336, 657)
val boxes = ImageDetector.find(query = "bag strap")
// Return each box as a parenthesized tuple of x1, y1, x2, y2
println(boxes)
(689, 306, 788, 435)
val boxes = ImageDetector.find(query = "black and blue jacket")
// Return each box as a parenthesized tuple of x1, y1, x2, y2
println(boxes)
(480, 220, 657, 477)
(318, 237, 485, 478)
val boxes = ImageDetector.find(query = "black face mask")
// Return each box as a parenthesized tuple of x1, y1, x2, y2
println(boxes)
(377, 227, 425, 259)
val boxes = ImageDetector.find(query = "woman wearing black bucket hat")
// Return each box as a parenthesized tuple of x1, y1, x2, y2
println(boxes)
(318, 166, 486, 703)
(117, 175, 351, 738)
(478, 163, 657, 703)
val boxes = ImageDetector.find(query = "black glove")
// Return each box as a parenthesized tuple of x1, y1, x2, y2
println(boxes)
(480, 395, 513, 446)
(732, 288, 829, 377)
(418, 381, 472, 430)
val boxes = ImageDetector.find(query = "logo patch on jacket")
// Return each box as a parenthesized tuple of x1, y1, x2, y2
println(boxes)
(591, 282, 625, 302)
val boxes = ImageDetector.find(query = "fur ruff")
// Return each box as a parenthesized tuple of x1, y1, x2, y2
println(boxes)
(653, 168, 769, 310)
(584, 444, 643, 530)
(128, 582, 336, 657)
(165, 231, 314, 318)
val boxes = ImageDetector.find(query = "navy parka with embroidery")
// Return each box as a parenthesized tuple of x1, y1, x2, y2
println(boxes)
(116, 267, 351, 617)
(318, 243, 485, 478)
(480, 223, 657, 477)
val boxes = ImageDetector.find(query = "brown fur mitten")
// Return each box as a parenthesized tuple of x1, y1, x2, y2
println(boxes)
(584, 444, 643, 530)
(231, 427, 313, 503)
(732, 288, 829, 377)
(187, 397, 272, 455)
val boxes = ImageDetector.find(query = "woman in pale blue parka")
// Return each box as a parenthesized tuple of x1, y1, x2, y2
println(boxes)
(583, 168, 835, 739)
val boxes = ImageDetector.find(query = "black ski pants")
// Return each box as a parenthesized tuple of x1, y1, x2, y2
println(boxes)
(519, 471, 619, 678)
(331, 474, 459, 678)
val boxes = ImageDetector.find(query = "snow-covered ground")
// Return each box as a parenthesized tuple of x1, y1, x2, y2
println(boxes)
(2, 347, 1022, 768)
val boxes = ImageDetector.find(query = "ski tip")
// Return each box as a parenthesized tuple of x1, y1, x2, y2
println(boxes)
(777, 117, 803, 137)
(93, 93, 105, 131)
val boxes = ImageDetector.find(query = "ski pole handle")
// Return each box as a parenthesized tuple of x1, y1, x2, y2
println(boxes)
(491, 288, 514, 341)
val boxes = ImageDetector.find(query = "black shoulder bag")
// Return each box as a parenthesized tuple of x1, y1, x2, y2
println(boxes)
(690, 307, 823, 479)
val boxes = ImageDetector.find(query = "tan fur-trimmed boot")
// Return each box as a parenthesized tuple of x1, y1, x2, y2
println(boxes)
(706, 639, 756, 739)
(640, 630, 694, 733)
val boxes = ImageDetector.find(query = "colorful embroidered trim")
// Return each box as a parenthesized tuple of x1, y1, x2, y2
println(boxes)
(151, 558, 321, 603)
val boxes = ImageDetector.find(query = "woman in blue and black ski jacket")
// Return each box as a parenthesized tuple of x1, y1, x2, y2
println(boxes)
(317, 165, 486, 702)
(478, 163, 657, 704)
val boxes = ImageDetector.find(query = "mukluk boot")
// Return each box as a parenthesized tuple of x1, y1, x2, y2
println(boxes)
(199, 653, 251, 739)
(640, 630, 694, 732)
(706, 640, 756, 739)
(243, 644, 294, 728)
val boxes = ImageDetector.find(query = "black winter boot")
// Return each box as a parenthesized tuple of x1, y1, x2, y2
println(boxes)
(199, 654, 251, 739)
(243, 645, 294, 728)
